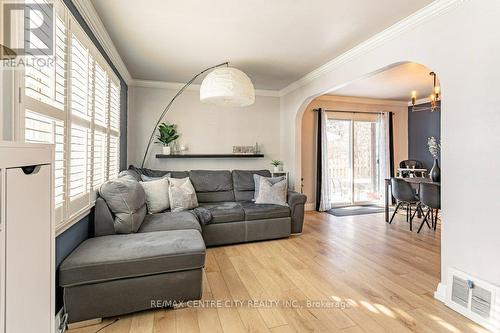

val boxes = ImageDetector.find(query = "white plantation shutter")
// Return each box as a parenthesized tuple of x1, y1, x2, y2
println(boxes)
(109, 81, 120, 132)
(25, 110, 65, 224)
(69, 124, 89, 199)
(25, 9, 66, 111)
(94, 63, 108, 127)
(70, 35, 93, 121)
(22, 1, 121, 231)
(68, 29, 93, 215)
(108, 77, 121, 180)
(93, 130, 108, 187)
(108, 134, 119, 180)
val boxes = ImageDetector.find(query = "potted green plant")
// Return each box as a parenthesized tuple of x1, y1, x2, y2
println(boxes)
(156, 122, 179, 155)
(270, 159, 282, 172)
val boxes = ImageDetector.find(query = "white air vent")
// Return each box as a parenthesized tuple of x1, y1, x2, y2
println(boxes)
(446, 268, 500, 333)
(472, 286, 492, 319)
(451, 276, 470, 308)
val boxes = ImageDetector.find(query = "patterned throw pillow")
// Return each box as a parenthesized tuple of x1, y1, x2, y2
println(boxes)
(140, 177, 170, 214)
(253, 174, 286, 200)
(255, 177, 288, 206)
(168, 177, 199, 212)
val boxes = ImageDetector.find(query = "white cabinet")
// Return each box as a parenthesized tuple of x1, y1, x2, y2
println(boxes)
(0, 142, 54, 333)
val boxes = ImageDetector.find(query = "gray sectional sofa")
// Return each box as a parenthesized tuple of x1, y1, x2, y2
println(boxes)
(59, 167, 306, 324)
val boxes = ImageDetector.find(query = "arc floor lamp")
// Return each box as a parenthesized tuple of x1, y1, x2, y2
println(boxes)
(141, 62, 255, 167)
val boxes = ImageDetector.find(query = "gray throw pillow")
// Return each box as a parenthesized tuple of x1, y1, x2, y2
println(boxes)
(140, 177, 170, 213)
(99, 178, 147, 233)
(253, 174, 285, 200)
(140, 173, 171, 182)
(168, 177, 199, 212)
(255, 177, 288, 206)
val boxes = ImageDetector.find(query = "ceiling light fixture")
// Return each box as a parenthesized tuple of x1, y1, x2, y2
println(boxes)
(411, 72, 441, 112)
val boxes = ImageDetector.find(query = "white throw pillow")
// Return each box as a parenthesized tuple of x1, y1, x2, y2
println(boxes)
(140, 177, 170, 214)
(255, 177, 288, 206)
(168, 177, 198, 212)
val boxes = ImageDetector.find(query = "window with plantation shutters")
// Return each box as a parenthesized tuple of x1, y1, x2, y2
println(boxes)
(22, 0, 121, 233)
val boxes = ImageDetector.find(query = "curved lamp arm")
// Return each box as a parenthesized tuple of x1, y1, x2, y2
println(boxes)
(140, 62, 228, 168)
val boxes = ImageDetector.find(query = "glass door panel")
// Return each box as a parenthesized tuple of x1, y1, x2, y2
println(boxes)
(327, 119, 352, 205)
(353, 121, 379, 203)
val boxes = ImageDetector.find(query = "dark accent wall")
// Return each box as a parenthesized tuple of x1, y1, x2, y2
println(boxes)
(408, 102, 441, 170)
(63, 0, 128, 170)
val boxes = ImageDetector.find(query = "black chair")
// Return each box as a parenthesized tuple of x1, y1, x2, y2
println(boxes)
(389, 178, 424, 231)
(399, 160, 425, 177)
(416, 183, 441, 233)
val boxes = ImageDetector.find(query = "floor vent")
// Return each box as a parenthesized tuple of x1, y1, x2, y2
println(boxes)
(446, 268, 500, 333)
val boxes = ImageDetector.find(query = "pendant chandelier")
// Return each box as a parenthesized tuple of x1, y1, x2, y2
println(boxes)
(411, 72, 441, 112)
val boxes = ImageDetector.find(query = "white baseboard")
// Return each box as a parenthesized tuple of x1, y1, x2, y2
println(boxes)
(434, 282, 446, 303)
(305, 203, 315, 211)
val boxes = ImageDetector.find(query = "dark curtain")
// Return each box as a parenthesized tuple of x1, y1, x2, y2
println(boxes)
(315, 108, 322, 211)
(389, 112, 395, 177)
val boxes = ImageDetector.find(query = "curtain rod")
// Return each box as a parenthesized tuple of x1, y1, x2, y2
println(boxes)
(312, 108, 386, 115)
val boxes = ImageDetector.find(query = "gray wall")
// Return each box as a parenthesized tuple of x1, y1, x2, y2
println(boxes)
(408, 102, 441, 170)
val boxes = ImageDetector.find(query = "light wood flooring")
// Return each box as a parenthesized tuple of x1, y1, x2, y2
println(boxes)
(69, 211, 490, 333)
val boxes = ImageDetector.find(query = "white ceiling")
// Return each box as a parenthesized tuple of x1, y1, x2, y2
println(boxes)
(91, 0, 433, 90)
(328, 62, 436, 101)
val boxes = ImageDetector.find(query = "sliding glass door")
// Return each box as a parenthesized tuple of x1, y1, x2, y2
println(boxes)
(327, 114, 383, 206)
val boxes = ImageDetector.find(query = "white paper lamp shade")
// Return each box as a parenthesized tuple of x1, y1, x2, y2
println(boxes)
(200, 67, 255, 107)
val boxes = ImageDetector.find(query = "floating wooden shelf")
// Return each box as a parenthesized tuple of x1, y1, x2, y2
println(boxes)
(156, 154, 265, 159)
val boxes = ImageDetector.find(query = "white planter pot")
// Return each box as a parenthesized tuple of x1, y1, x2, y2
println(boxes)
(273, 166, 280, 172)
(162, 146, 171, 155)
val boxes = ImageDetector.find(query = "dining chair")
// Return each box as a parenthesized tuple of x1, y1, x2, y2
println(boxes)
(416, 183, 441, 233)
(389, 178, 423, 231)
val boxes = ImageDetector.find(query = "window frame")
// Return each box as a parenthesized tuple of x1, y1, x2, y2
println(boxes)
(17, 0, 121, 235)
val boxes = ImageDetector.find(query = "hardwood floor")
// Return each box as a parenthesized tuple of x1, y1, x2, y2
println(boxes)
(69, 211, 489, 333)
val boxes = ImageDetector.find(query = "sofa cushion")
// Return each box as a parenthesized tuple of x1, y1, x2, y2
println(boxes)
(232, 170, 271, 201)
(199, 202, 245, 223)
(99, 178, 147, 234)
(59, 230, 205, 287)
(189, 170, 235, 202)
(241, 201, 290, 220)
(138, 211, 201, 233)
(129, 165, 189, 179)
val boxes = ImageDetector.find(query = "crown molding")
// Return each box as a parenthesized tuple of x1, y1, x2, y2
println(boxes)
(130, 79, 280, 97)
(72, 0, 133, 84)
(316, 94, 408, 107)
(278, 0, 464, 97)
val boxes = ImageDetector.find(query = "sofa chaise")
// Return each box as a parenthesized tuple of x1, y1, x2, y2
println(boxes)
(59, 167, 307, 324)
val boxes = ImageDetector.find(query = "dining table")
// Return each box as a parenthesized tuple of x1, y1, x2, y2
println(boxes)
(385, 177, 440, 222)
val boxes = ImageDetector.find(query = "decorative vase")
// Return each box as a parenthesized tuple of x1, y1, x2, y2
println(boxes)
(430, 158, 440, 182)
(162, 146, 171, 155)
